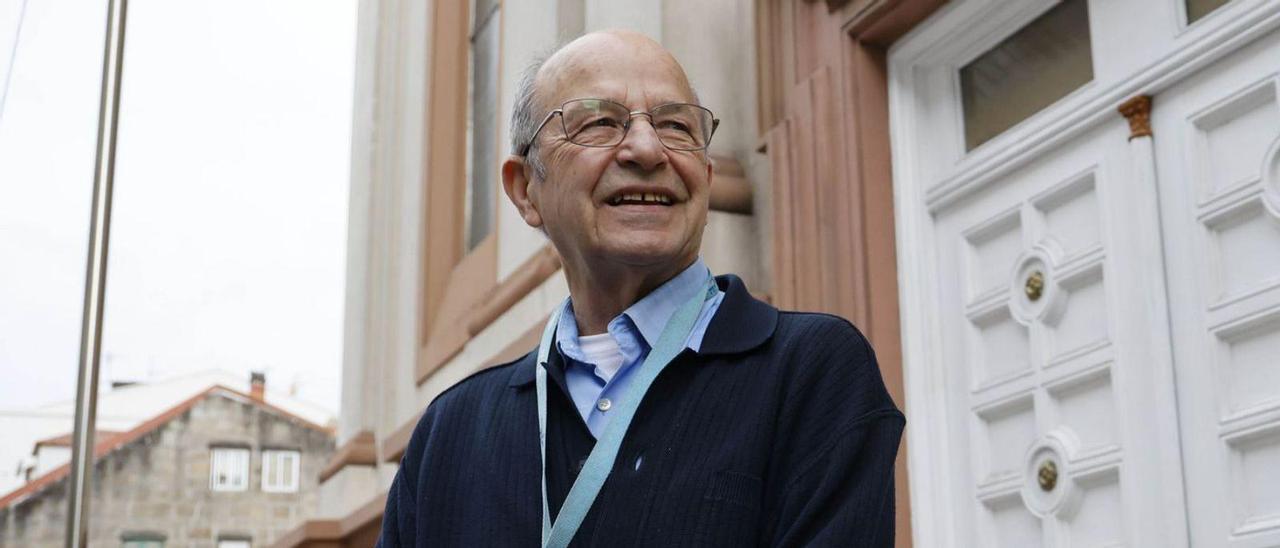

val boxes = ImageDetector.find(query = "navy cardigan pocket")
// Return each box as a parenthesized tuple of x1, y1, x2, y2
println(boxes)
(692, 471, 764, 547)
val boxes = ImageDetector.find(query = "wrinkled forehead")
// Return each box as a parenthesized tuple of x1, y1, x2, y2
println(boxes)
(538, 36, 697, 110)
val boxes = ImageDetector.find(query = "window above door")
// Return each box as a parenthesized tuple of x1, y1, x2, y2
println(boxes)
(1185, 0, 1232, 25)
(959, 0, 1094, 151)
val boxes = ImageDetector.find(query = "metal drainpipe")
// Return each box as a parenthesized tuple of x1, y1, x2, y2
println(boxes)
(66, 0, 128, 546)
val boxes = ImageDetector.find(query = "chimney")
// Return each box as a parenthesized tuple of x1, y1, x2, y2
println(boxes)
(250, 372, 266, 402)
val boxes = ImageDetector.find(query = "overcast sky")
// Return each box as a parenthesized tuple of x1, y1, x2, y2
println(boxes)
(0, 0, 357, 413)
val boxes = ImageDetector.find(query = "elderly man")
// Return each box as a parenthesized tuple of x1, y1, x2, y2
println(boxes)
(377, 30, 903, 547)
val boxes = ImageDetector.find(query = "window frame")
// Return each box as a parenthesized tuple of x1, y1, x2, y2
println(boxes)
(419, 0, 503, 384)
(209, 446, 251, 492)
(261, 449, 301, 493)
(464, 0, 502, 252)
(120, 531, 166, 548)
(1181, 0, 1233, 27)
(948, 0, 1096, 158)
(216, 537, 252, 548)
(956, 0, 1094, 151)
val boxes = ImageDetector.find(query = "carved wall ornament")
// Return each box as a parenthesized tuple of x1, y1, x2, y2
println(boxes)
(1118, 95, 1153, 140)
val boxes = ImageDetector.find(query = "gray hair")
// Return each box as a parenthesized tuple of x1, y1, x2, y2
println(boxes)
(509, 54, 550, 181)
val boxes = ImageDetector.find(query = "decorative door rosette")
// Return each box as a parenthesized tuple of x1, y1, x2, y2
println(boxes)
(1021, 429, 1084, 519)
(1008, 241, 1069, 326)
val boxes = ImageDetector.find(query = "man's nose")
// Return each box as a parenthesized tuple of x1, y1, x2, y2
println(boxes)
(614, 116, 667, 172)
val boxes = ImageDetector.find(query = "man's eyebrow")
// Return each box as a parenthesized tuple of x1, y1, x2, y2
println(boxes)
(649, 98, 696, 108)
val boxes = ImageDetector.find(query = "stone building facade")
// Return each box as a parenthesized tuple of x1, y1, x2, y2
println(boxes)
(0, 386, 335, 547)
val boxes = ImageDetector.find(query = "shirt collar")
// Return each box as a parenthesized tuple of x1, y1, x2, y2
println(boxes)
(619, 257, 713, 349)
(509, 274, 778, 388)
(554, 257, 712, 361)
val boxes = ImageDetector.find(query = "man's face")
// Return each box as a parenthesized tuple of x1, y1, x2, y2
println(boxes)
(523, 37, 712, 272)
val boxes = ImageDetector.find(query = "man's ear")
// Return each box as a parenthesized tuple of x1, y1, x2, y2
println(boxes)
(502, 156, 544, 228)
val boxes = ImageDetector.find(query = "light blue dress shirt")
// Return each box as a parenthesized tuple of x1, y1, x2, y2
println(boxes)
(555, 258, 724, 439)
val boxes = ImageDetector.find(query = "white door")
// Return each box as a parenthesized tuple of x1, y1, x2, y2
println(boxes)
(1151, 27, 1280, 547)
(889, 1, 1280, 546)
(925, 117, 1188, 547)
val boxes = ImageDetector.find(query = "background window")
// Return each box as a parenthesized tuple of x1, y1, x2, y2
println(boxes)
(465, 0, 500, 250)
(261, 449, 300, 493)
(959, 0, 1093, 150)
(217, 539, 251, 548)
(1186, 0, 1231, 24)
(121, 533, 165, 548)
(209, 447, 250, 491)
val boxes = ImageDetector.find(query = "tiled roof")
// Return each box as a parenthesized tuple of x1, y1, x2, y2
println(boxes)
(32, 430, 123, 450)
(0, 385, 333, 511)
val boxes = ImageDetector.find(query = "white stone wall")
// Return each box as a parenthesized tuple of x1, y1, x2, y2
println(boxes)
(334, 0, 433, 492)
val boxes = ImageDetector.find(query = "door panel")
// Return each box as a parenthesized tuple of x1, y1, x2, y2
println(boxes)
(1152, 27, 1280, 548)
(932, 117, 1184, 547)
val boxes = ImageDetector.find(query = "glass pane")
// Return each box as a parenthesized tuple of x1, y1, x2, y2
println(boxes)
(0, 0, 103, 540)
(211, 448, 249, 491)
(234, 450, 248, 487)
(282, 453, 296, 490)
(261, 450, 297, 491)
(474, 0, 500, 32)
(960, 0, 1093, 150)
(466, 3, 499, 250)
(1187, 0, 1231, 24)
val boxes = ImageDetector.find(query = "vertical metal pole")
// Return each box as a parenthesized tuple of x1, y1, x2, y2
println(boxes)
(66, 0, 128, 546)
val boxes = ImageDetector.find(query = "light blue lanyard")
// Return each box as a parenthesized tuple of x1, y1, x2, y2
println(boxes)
(535, 280, 716, 547)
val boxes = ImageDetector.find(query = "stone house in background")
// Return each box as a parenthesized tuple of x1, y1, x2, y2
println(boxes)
(0, 378, 335, 548)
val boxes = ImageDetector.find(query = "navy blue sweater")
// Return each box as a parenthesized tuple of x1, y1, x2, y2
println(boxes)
(377, 275, 904, 547)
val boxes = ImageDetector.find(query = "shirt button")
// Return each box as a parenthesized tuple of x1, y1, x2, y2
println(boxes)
(596, 398, 612, 412)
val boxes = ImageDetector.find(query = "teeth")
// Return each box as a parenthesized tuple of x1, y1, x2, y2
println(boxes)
(609, 192, 672, 205)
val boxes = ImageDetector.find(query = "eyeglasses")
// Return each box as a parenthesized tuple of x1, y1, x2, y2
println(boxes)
(518, 98, 719, 156)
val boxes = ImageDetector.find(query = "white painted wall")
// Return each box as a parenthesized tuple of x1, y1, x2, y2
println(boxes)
(662, 0, 758, 159)
(586, 0, 661, 37)
(337, 0, 380, 451)
(496, 0, 571, 280)
(336, 0, 432, 445)
(327, 0, 434, 513)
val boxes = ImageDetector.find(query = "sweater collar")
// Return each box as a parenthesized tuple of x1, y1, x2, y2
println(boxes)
(508, 274, 778, 388)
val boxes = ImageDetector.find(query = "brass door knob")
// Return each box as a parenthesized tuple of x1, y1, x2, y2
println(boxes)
(1025, 271, 1045, 301)
(1037, 460, 1058, 491)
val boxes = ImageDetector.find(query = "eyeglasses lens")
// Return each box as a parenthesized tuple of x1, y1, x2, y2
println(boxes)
(560, 99, 712, 151)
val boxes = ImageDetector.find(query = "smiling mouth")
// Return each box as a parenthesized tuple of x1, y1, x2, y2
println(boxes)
(606, 193, 673, 206)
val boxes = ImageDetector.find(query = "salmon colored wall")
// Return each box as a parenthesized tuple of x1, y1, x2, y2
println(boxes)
(756, 1, 946, 545)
